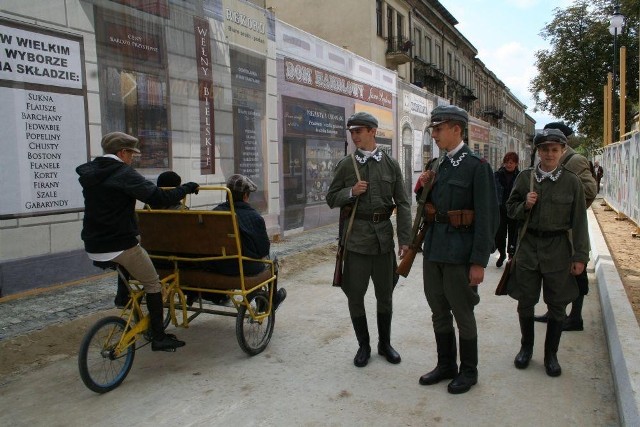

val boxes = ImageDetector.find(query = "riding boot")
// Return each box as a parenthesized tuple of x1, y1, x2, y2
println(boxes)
(544, 319, 563, 377)
(147, 292, 185, 352)
(496, 251, 506, 268)
(351, 315, 371, 367)
(534, 311, 549, 323)
(447, 337, 478, 394)
(419, 331, 458, 385)
(514, 316, 534, 369)
(563, 295, 584, 331)
(377, 312, 401, 364)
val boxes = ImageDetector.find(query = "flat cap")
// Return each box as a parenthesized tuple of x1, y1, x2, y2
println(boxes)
(101, 132, 140, 154)
(347, 112, 378, 129)
(428, 105, 468, 127)
(227, 174, 258, 193)
(543, 121, 573, 137)
(533, 128, 567, 146)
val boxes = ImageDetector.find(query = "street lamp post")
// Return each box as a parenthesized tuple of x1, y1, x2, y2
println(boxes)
(609, 4, 625, 144)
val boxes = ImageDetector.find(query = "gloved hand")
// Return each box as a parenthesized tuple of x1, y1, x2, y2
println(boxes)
(182, 182, 200, 194)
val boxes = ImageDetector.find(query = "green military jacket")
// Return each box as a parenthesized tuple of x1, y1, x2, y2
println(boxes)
(506, 166, 589, 272)
(326, 148, 411, 255)
(421, 144, 499, 267)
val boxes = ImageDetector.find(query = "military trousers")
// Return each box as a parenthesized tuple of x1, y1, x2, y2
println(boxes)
(342, 250, 394, 318)
(513, 266, 578, 321)
(423, 259, 480, 340)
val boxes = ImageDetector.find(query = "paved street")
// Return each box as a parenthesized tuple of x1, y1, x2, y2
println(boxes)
(0, 215, 623, 426)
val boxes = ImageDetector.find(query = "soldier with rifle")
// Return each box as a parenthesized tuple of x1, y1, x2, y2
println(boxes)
(326, 111, 411, 369)
(416, 105, 498, 394)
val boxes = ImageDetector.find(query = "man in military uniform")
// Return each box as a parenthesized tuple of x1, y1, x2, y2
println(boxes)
(326, 111, 411, 368)
(534, 122, 596, 331)
(416, 105, 498, 394)
(506, 129, 589, 377)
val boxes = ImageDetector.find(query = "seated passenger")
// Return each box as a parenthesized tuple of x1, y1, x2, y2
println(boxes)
(209, 174, 287, 309)
(148, 171, 188, 210)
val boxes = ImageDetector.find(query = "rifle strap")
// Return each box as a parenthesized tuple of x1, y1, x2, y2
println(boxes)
(410, 157, 440, 240)
(512, 168, 536, 258)
(341, 153, 361, 254)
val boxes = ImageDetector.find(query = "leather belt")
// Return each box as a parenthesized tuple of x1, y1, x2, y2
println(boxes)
(526, 228, 566, 238)
(434, 212, 449, 223)
(354, 211, 392, 223)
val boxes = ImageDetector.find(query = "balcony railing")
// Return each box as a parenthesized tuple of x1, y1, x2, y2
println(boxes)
(386, 36, 412, 66)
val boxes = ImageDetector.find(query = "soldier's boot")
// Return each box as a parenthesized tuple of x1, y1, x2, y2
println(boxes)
(447, 337, 478, 394)
(514, 316, 534, 369)
(147, 292, 185, 352)
(563, 295, 584, 331)
(419, 331, 458, 385)
(544, 319, 563, 377)
(351, 315, 371, 367)
(377, 312, 401, 364)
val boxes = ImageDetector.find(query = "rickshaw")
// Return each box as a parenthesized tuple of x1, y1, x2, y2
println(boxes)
(78, 186, 278, 393)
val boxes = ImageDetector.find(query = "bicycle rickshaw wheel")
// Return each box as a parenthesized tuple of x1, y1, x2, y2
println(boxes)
(78, 316, 135, 393)
(236, 290, 274, 355)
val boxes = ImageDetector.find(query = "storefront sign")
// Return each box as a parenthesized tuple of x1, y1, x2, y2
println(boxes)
(284, 58, 393, 109)
(194, 17, 215, 174)
(222, 0, 268, 53)
(403, 93, 428, 117)
(104, 23, 162, 64)
(0, 21, 86, 218)
(469, 122, 490, 143)
(283, 97, 345, 139)
(0, 22, 83, 89)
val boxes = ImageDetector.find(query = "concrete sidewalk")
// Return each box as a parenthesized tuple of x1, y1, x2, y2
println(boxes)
(0, 209, 637, 426)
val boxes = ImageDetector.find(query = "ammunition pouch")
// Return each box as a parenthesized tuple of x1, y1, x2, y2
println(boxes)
(447, 210, 475, 229)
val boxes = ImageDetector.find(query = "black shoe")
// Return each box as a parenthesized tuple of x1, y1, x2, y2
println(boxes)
(514, 346, 533, 369)
(496, 254, 506, 268)
(274, 288, 287, 311)
(419, 365, 458, 385)
(378, 342, 401, 364)
(447, 372, 477, 394)
(354, 344, 371, 367)
(544, 353, 562, 377)
(562, 317, 584, 331)
(152, 333, 186, 352)
(534, 312, 549, 323)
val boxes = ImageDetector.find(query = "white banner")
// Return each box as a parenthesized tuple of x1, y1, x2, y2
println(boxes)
(602, 133, 640, 225)
(0, 87, 86, 217)
(0, 22, 83, 89)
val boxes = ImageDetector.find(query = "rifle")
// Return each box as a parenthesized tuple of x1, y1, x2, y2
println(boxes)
(396, 160, 438, 277)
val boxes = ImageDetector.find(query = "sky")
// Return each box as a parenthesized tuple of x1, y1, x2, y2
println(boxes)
(438, 0, 575, 129)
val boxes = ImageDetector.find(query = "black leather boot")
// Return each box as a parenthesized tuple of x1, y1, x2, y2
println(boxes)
(377, 312, 401, 364)
(147, 292, 185, 352)
(351, 315, 371, 367)
(544, 319, 563, 377)
(514, 316, 534, 369)
(419, 331, 458, 385)
(563, 295, 584, 331)
(534, 311, 549, 323)
(448, 337, 478, 394)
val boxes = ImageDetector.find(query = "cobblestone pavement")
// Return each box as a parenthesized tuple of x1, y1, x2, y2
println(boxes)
(0, 223, 339, 341)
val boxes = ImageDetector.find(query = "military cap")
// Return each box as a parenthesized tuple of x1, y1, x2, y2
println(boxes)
(428, 105, 468, 127)
(543, 121, 573, 137)
(227, 174, 258, 193)
(533, 128, 567, 146)
(101, 132, 140, 154)
(347, 112, 378, 129)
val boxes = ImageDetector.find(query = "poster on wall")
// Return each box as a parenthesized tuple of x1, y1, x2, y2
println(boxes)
(0, 20, 87, 219)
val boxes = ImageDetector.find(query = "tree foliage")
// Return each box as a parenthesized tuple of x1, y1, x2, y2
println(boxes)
(530, 0, 639, 154)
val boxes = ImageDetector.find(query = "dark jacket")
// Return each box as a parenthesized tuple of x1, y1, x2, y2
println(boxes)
(494, 166, 520, 207)
(76, 156, 188, 253)
(210, 200, 270, 276)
